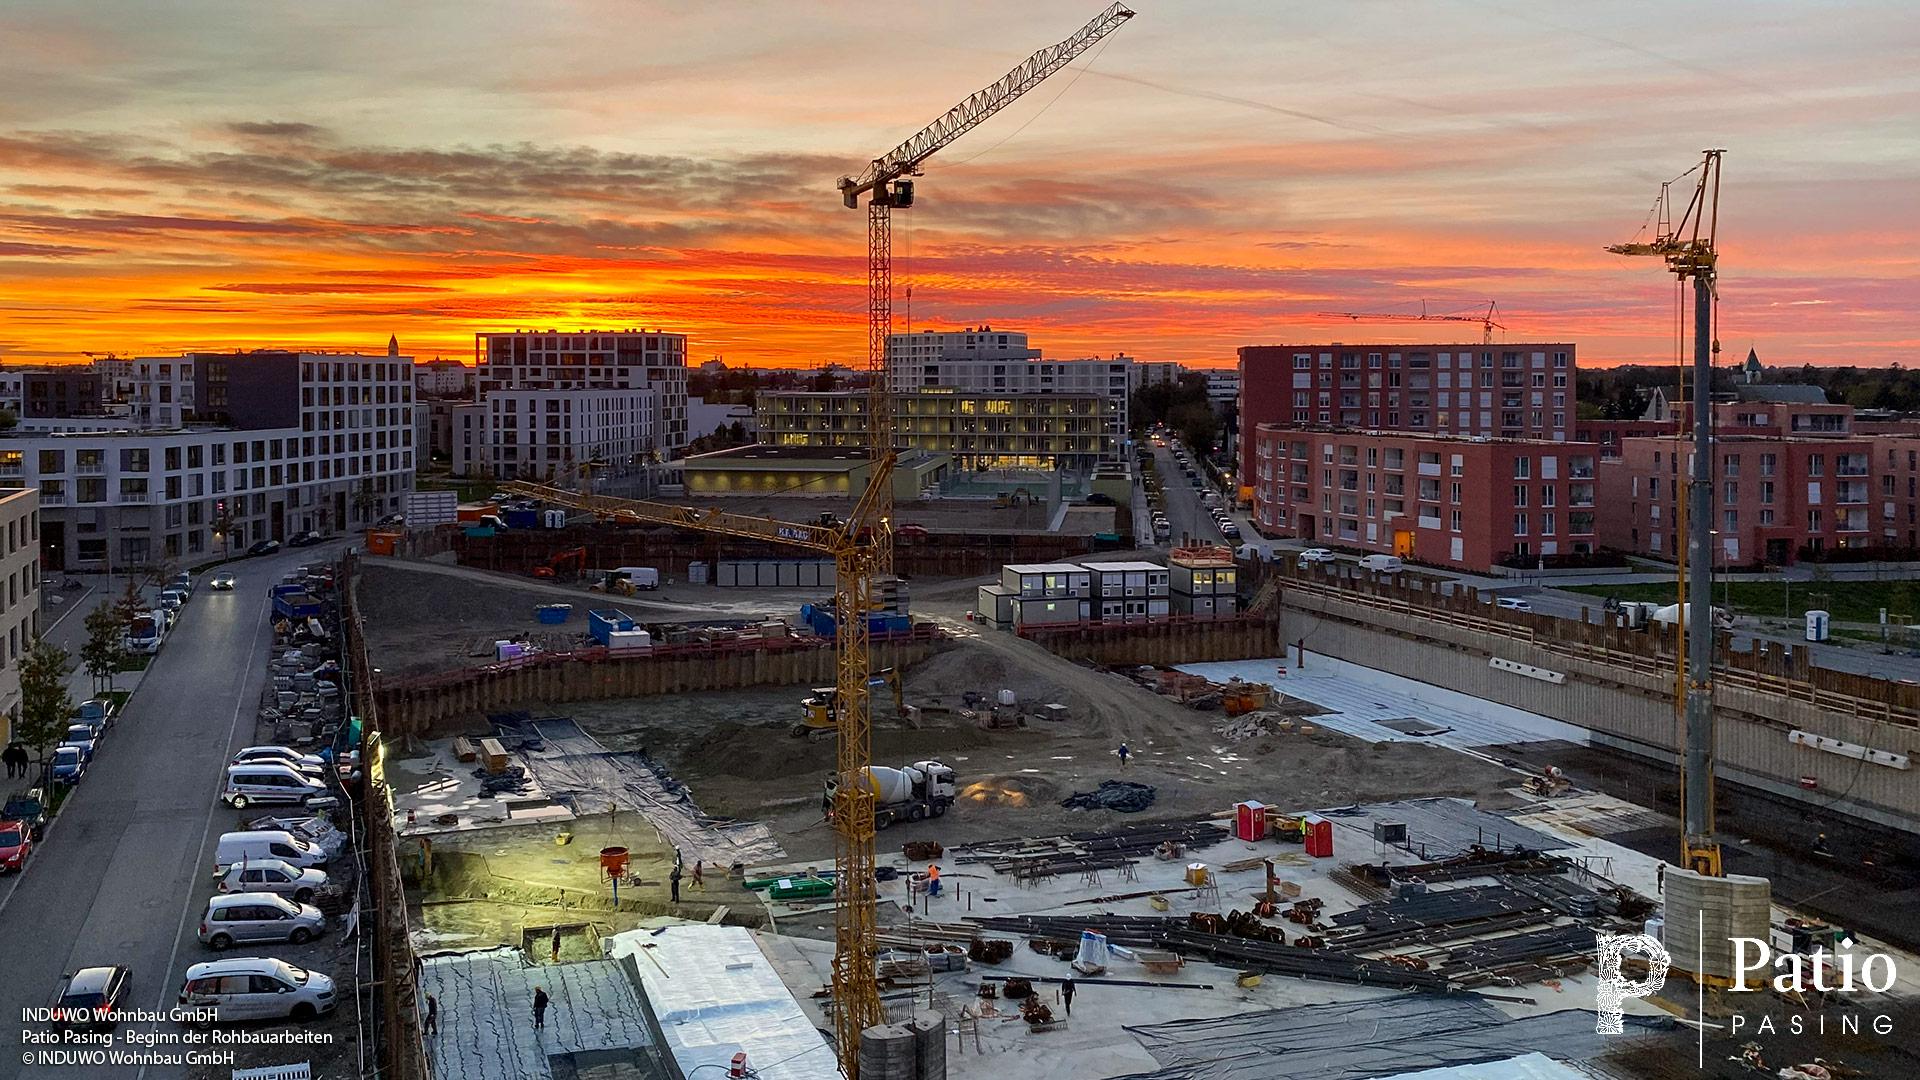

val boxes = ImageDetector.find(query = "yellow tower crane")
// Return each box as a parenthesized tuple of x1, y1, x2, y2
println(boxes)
(837, 2, 1137, 580)
(500, 471, 896, 1071)
(1607, 149, 1726, 878)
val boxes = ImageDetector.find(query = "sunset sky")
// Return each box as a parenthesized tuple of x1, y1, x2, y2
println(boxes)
(1, 0, 1916, 369)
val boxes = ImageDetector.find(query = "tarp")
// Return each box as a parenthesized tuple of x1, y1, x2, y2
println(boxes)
(1120, 997, 1674, 1080)
(419, 947, 663, 1080)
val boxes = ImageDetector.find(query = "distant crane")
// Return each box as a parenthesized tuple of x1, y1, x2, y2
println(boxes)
(1607, 149, 1725, 879)
(837, 2, 1137, 579)
(1312, 301, 1505, 344)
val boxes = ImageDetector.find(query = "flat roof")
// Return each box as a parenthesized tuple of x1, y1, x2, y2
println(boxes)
(606, 925, 837, 1080)
(686, 444, 873, 464)
(419, 948, 663, 1080)
(1079, 561, 1167, 572)
(1003, 562, 1089, 574)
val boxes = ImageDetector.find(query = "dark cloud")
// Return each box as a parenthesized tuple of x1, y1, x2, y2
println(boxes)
(225, 121, 329, 140)
(206, 282, 453, 295)
(0, 240, 104, 257)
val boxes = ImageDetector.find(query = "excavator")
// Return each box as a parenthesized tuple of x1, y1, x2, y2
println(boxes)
(529, 547, 587, 581)
(796, 668, 904, 738)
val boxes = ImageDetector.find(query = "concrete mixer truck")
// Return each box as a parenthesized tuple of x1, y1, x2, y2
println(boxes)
(823, 760, 957, 829)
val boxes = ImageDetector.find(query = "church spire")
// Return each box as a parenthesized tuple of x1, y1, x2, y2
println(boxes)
(388, 333, 399, 357)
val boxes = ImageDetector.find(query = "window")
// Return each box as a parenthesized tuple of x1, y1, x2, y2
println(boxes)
(1808, 509, 1823, 531)
(1512, 484, 1528, 507)
(1723, 510, 1738, 531)
(1723, 481, 1738, 504)
(1512, 457, 1531, 479)
(1807, 454, 1824, 477)
(1513, 513, 1529, 535)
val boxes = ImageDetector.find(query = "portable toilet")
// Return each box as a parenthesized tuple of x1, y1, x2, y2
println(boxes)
(1805, 609, 1831, 642)
(1234, 800, 1269, 842)
(1302, 814, 1334, 858)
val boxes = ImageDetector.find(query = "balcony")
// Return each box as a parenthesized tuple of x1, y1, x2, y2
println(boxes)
(1417, 514, 1442, 529)
(0, 463, 19, 478)
(76, 462, 105, 476)
(1417, 461, 1441, 477)
(117, 491, 151, 504)
(1569, 484, 1595, 507)
(1837, 483, 1868, 505)
(38, 492, 67, 506)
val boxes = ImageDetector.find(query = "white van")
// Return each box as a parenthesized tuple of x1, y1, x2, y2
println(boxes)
(612, 566, 660, 590)
(214, 830, 329, 872)
(179, 957, 337, 1023)
(1357, 554, 1404, 574)
(221, 763, 328, 809)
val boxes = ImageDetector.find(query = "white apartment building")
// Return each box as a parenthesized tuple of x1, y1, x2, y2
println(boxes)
(415, 358, 473, 398)
(474, 330, 689, 451)
(1, 350, 415, 570)
(451, 388, 657, 481)
(886, 330, 1133, 446)
(0, 488, 41, 741)
(89, 356, 136, 402)
(1130, 361, 1186, 391)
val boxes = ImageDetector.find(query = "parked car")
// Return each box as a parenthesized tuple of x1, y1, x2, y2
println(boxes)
(246, 539, 281, 557)
(1494, 597, 1533, 612)
(179, 957, 336, 1023)
(1220, 522, 1241, 539)
(374, 513, 405, 529)
(1297, 548, 1337, 566)
(209, 574, 236, 591)
(158, 589, 185, 612)
(199, 893, 327, 949)
(3, 788, 47, 839)
(1358, 554, 1405, 574)
(61, 724, 97, 764)
(287, 531, 323, 548)
(0, 818, 32, 873)
(217, 859, 329, 904)
(230, 746, 327, 773)
(214, 830, 330, 871)
(169, 572, 194, 597)
(51, 745, 86, 785)
(221, 764, 329, 810)
(72, 700, 110, 737)
(54, 965, 132, 1029)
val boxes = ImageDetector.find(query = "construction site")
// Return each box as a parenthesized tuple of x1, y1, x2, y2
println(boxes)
(333, 14, 1920, 1080)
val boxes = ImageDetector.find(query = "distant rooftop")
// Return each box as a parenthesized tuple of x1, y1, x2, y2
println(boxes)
(1734, 384, 1831, 404)
(686, 444, 874, 464)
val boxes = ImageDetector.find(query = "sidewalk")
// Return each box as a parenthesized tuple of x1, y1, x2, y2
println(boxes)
(36, 574, 153, 708)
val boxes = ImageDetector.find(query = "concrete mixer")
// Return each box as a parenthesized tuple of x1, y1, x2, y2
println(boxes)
(823, 760, 957, 829)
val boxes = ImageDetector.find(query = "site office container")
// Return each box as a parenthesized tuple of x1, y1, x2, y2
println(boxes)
(1000, 563, 1092, 599)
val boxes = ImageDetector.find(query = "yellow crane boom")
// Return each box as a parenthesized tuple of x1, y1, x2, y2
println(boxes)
(501, 461, 895, 1070)
(1312, 301, 1504, 344)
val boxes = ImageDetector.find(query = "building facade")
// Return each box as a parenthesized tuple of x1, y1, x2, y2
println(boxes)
(450, 387, 657, 481)
(2, 351, 415, 570)
(1596, 436, 1876, 565)
(1129, 361, 1186, 391)
(1237, 343, 1576, 485)
(756, 390, 1120, 472)
(474, 330, 688, 451)
(1251, 424, 1599, 571)
(414, 359, 474, 398)
(0, 488, 41, 741)
(886, 331, 1132, 443)
(885, 327, 1039, 373)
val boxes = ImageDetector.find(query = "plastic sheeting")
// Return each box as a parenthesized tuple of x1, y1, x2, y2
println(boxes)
(1335, 798, 1572, 856)
(507, 717, 783, 867)
(419, 947, 663, 1080)
(1376, 1053, 1589, 1080)
(606, 924, 838, 1080)
(1121, 996, 1674, 1080)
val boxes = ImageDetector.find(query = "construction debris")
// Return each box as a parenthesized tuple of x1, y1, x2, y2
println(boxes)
(1059, 780, 1157, 813)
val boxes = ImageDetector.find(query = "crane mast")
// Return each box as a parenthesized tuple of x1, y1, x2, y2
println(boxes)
(838, 1, 1136, 584)
(1607, 149, 1725, 878)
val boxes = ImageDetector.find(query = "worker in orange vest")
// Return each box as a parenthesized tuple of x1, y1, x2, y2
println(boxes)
(926, 863, 942, 898)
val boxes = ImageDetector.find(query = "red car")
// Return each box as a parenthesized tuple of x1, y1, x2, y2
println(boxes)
(0, 818, 30, 874)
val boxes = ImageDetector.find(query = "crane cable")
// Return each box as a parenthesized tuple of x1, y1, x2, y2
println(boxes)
(928, 32, 1121, 171)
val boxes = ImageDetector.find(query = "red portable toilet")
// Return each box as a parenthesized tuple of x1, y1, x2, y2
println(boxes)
(1303, 814, 1334, 858)
(1234, 800, 1269, 842)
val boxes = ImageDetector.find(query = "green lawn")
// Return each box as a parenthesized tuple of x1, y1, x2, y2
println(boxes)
(116, 654, 151, 673)
(1565, 578, 1920, 625)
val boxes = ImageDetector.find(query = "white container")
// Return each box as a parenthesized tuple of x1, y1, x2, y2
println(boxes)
(607, 629, 653, 652)
(1805, 610, 1830, 642)
(996, 688, 1017, 707)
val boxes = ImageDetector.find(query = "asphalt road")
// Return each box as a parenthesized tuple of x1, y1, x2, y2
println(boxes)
(1149, 444, 1236, 549)
(0, 547, 327, 1080)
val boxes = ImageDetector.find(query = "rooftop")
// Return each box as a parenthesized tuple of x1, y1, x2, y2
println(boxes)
(419, 947, 666, 1080)
(1253, 423, 1595, 448)
(1734, 383, 1831, 404)
(685, 444, 875, 464)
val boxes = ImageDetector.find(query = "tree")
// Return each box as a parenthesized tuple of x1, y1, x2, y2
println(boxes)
(0, 408, 16, 432)
(16, 640, 75, 770)
(80, 602, 127, 696)
(113, 575, 146, 633)
(353, 479, 378, 524)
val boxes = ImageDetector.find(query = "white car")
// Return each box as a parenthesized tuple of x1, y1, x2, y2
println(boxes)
(1494, 597, 1533, 612)
(217, 859, 329, 904)
(231, 746, 327, 772)
(179, 957, 336, 1023)
(1297, 548, 1337, 566)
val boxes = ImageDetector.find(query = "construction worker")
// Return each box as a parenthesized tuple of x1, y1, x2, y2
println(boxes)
(692, 860, 705, 890)
(1117, 743, 1130, 768)
(1061, 977, 1075, 1015)
(669, 862, 683, 902)
(1813, 833, 1831, 858)
(926, 863, 942, 898)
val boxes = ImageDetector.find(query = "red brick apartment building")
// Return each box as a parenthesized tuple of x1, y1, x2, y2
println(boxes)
(1236, 343, 1575, 484)
(1250, 424, 1599, 571)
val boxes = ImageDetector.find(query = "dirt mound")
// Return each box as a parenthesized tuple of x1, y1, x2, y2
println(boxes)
(907, 641, 1073, 705)
(956, 773, 1063, 809)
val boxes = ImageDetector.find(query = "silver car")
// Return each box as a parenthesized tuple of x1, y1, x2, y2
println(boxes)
(216, 859, 329, 904)
(198, 893, 327, 949)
